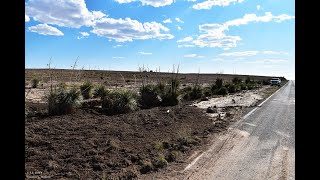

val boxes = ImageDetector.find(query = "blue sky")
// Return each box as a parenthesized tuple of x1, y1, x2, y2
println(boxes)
(25, 0, 295, 79)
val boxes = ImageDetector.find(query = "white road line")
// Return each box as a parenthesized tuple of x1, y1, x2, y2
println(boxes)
(257, 81, 289, 107)
(244, 81, 289, 119)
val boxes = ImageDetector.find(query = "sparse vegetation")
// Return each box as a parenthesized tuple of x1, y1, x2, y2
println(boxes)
(139, 84, 162, 108)
(102, 89, 138, 115)
(153, 154, 168, 169)
(140, 160, 153, 174)
(232, 77, 242, 84)
(80, 81, 93, 99)
(217, 87, 228, 95)
(31, 78, 40, 88)
(215, 78, 223, 89)
(93, 85, 108, 99)
(47, 87, 81, 115)
(228, 84, 237, 93)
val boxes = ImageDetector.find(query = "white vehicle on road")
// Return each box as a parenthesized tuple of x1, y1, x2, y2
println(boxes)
(270, 78, 281, 86)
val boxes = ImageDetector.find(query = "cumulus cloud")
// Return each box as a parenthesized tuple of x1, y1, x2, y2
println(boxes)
(177, 12, 295, 49)
(193, 0, 245, 10)
(175, 18, 184, 23)
(25, 14, 30, 22)
(26, 0, 106, 28)
(28, 24, 64, 36)
(114, 0, 174, 7)
(163, 18, 172, 23)
(184, 54, 204, 58)
(91, 17, 174, 42)
(137, 52, 152, 55)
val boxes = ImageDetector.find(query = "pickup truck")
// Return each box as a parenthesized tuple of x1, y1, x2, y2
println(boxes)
(270, 78, 281, 86)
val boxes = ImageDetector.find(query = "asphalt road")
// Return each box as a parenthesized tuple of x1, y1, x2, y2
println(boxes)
(181, 80, 295, 180)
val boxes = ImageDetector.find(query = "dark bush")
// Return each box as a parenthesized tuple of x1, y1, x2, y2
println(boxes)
(228, 84, 237, 93)
(93, 85, 108, 99)
(215, 78, 223, 89)
(139, 84, 162, 108)
(80, 81, 93, 99)
(217, 87, 228, 95)
(232, 77, 242, 84)
(31, 78, 40, 88)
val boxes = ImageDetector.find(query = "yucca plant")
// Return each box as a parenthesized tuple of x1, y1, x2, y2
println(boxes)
(93, 85, 108, 99)
(80, 81, 93, 99)
(47, 87, 81, 115)
(102, 90, 138, 115)
(31, 78, 40, 88)
(215, 78, 223, 89)
(139, 84, 162, 108)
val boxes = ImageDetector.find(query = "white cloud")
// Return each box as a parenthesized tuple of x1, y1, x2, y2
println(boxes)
(248, 59, 288, 64)
(112, 57, 124, 59)
(114, 0, 174, 7)
(178, 44, 195, 48)
(219, 51, 259, 56)
(77, 32, 90, 39)
(177, 26, 183, 30)
(28, 24, 64, 36)
(80, 32, 90, 37)
(26, 0, 106, 28)
(113, 44, 123, 48)
(177, 36, 193, 42)
(91, 17, 174, 42)
(163, 18, 172, 23)
(184, 54, 204, 58)
(138, 52, 152, 55)
(187, 0, 197, 2)
(178, 12, 295, 49)
(218, 50, 289, 56)
(25, 14, 30, 22)
(262, 51, 288, 55)
(256, 5, 261, 10)
(193, 0, 245, 10)
(175, 18, 184, 23)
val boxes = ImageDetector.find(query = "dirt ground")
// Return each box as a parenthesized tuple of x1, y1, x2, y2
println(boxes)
(25, 69, 283, 179)
(25, 104, 243, 179)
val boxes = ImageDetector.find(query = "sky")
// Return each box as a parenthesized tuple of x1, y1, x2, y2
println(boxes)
(25, 0, 295, 80)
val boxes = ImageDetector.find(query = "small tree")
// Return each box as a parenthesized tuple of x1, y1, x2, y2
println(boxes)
(31, 78, 40, 88)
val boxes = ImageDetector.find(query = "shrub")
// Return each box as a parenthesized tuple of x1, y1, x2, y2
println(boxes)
(102, 90, 138, 115)
(139, 84, 161, 108)
(245, 76, 251, 84)
(58, 82, 67, 89)
(153, 154, 168, 169)
(228, 84, 237, 93)
(217, 87, 228, 95)
(232, 77, 242, 84)
(140, 160, 153, 174)
(166, 151, 180, 162)
(161, 79, 180, 106)
(31, 78, 40, 88)
(240, 83, 247, 90)
(47, 87, 81, 115)
(80, 81, 93, 99)
(210, 84, 218, 94)
(247, 82, 256, 90)
(203, 86, 212, 97)
(215, 78, 223, 89)
(93, 85, 108, 99)
(183, 85, 203, 100)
